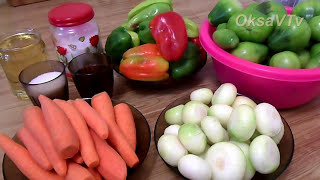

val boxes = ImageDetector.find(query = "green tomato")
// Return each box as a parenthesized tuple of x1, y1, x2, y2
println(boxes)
(292, 0, 320, 21)
(268, 16, 311, 52)
(306, 54, 320, 68)
(232, 42, 269, 64)
(165, 105, 184, 125)
(178, 123, 207, 155)
(311, 43, 320, 57)
(297, 50, 311, 68)
(269, 51, 301, 69)
(208, 0, 243, 26)
(227, 105, 256, 142)
(309, 16, 320, 42)
(213, 29, 239, 50)
(227, 10, 274, 43)
(244, 3, 258, 11)
(216, 23, 227, 30)
(256, 0, 287, 25)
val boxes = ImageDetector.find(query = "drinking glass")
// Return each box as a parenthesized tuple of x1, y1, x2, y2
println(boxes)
(19, 60, 69, 106)
(68, 53, 114, 98)
(0, 28, 47, 99)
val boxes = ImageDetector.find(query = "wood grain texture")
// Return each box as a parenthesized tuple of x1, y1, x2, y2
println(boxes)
(0, 0, 319, 180)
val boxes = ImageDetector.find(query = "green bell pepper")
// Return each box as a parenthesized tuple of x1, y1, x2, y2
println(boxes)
(184, 18, 199, 38)
(127, 3, 172, 30)
(105, 27, 133, 65)
(128, 0, 173, 19)
(137, 20, 155, 44)
(127, 31, 140, 47)
(170, 42, 202, 79)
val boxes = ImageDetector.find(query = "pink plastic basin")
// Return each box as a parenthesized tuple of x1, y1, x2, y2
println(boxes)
(200, 7, 320, 109)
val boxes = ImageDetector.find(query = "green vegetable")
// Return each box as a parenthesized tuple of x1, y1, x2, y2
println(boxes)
(182, 101, 208, 124)
(216, 23, 227, 30)
(128, 0, 173, 19)
(208, 104, 233, 128)
(268, 15, 311, 52)
(127, 31, 140, 47)
(249, 135, 280, 174)
(170, 42, 202, 79)
(230, 141, 256, 180)
(232, 42, 269, 64)
(213, 29, 239, 50)
(158, 134, 187, 167)
(227, 10, 274, 43)
(292, 0, 320, 21)
(227, 105, 256, 142)
(137, 20, 155, 44)
(190, 88, 213, 105)
(127, 3, 172, 30)
(164, 125, 180, 136)
(297, 50, 311, 68)
(199, 144, 210, 159)
(272, 123, 284, 144)
(309, 16, 320, 42)
(311, 43, 320, 57)
(250, 130, 261, 141)
(208, 0, 243, 26)
(255, 103, 283, 137)
(184, 18, 199, 38)
(201, 116, 226, 144)
(244, 2, 258, 11)
(105, 27, 133, 65)
(256, 0, 287, 25)
(165, 105, 184, 125)
(212, 83, 237, 106)
(206, 142, 246, 179)
(269, 51, 301, 69)
(306, 54, 320, 68)
(178, 123, 207, 155)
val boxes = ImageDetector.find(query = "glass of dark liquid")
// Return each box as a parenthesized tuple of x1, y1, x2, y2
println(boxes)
(19, 60, 69, 106)
(68, 53, 114, 98)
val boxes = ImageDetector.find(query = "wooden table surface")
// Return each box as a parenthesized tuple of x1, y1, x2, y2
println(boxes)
(0, 0, 320, 179)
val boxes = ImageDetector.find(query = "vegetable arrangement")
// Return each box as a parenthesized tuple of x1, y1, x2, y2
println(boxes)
(208, 0, 320, 69)
(0, 92, 138, 180)
(105, 0, 206, 81)
(158, 83, 285, 180)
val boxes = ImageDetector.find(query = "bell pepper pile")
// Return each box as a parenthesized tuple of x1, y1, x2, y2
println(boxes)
(105, 0, 207, 81)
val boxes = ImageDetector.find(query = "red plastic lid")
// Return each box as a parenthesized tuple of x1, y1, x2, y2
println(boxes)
(48, 2, 94, 27)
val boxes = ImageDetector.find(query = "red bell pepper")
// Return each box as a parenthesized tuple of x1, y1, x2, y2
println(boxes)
(120, 45, 169, 81)
(150, 12, 188, 61)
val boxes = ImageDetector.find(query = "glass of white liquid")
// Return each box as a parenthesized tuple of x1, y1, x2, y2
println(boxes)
(19, 60, 69, 106)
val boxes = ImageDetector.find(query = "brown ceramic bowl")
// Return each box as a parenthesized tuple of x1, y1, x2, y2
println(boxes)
(2, 99, 151, 180)
(154, 95, 294, 180)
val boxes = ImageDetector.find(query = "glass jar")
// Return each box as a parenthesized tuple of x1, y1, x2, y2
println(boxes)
(0, 28, 47, 99)
(48, 2, 102, 67)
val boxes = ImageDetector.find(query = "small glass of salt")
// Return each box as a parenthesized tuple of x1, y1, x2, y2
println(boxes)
(19, 60, 69, 106)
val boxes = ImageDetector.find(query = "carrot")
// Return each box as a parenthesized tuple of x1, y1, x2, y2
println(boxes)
(72, 152, 84, 164)
(72, 99, 109, 139)
(90, 130, 127, 180)
(17, 126, 52, 170)
(54, 99, 99, 168)
(39, 95, 79, 159)
(23, 106, 67, 176)
(92, 92, 139, 168)
(88, 168, 102, 180)
(65, 162, 95, 180)
(114, 103, 137, 150)
(0, 133, 64, 180)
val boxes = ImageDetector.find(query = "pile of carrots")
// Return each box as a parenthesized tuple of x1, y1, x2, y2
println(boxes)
(0, 92, 138, 180)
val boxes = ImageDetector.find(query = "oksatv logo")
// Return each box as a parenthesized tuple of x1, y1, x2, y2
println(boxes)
(236, 14, 305, 27)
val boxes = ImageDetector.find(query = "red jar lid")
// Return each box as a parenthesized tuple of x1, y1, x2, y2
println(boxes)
(48, 2, 94, 27)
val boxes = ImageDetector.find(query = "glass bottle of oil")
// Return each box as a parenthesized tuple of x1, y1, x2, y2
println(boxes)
(0, 28, 47, 99)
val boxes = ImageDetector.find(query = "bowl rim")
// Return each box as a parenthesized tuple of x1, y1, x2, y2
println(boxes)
(200, 6, 320, 82)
